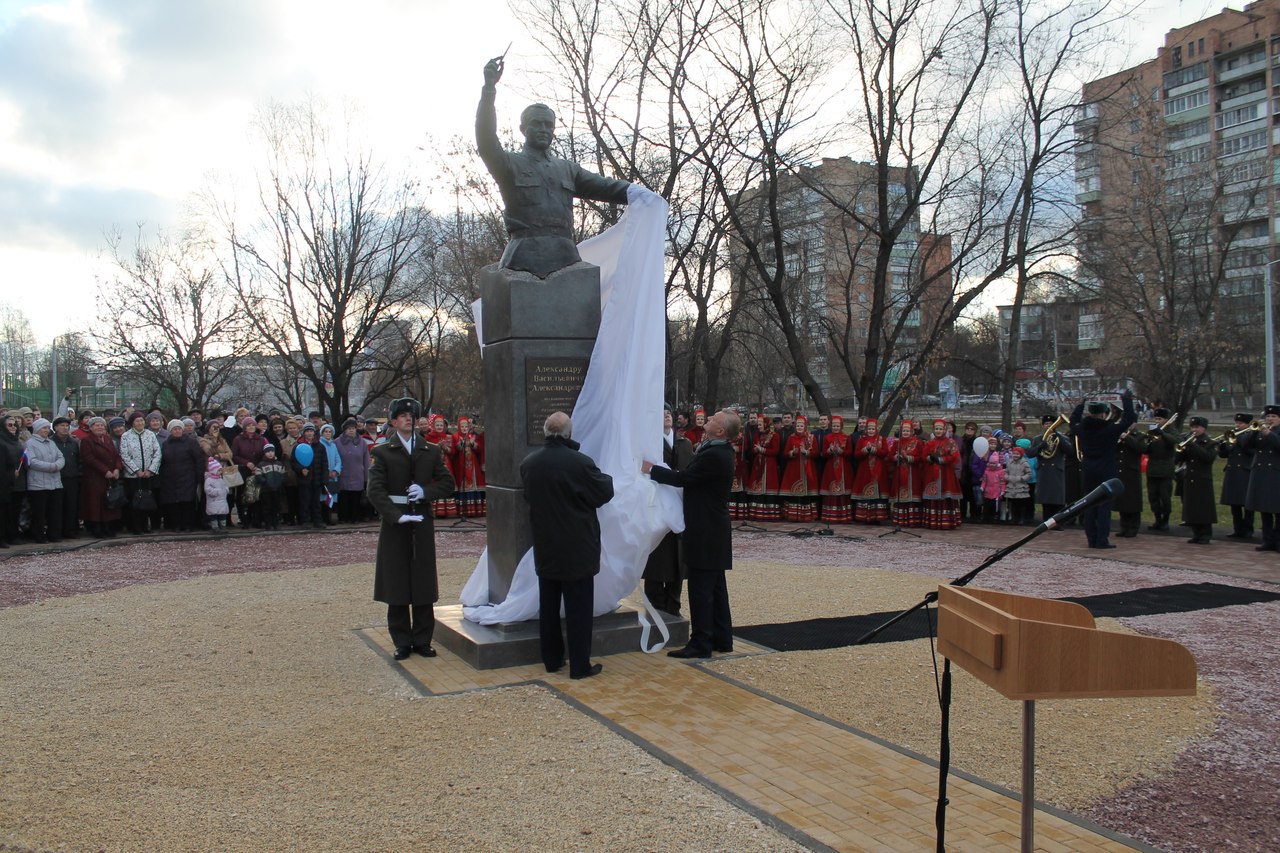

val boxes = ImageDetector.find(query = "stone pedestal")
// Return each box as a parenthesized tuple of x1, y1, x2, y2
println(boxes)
(435, 604, 690, 670)
(480, 261, 600, 604)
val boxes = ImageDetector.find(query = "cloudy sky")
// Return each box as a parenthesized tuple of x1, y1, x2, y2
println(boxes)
(1, 0, 1217, 343)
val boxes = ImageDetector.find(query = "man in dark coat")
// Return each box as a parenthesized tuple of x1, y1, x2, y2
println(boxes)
(1219, 412, 1257, 539)
(1145, 409, 1178, 530)
(367, 398, 456, 660)
(1240, 404, 1280, 552)
(1028, 414, 1074, 523)
(1176, 417, 1217, 545)
(642, 406, 694, 615)
(1070, 391, 1135, 549)
(643, 409, 741, 659)
(1115, 427, 1147, 538)
(520, 412, 615, 679)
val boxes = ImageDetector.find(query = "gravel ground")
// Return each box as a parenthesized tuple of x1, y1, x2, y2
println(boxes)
(1, 527, 1276, 851)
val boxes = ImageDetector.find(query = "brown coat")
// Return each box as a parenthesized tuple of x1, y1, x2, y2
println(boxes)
(367, 432, 455, 605)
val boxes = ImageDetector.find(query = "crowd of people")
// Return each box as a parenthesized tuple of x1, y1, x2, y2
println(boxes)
(667, 400, 1280, 550)
(0, 403, 487, 547)
(2, 395, 1276, 554)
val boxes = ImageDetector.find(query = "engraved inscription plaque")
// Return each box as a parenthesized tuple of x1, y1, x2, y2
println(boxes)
(525, 356, 590, 444)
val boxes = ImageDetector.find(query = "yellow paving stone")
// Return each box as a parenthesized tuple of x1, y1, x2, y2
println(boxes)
(366, 630, 1139, 852)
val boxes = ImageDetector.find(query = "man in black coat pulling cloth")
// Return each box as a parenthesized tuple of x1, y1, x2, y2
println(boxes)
(643, 409, 742, 659)
(367, 398, 456, 661)
(521, 412, 615, 679)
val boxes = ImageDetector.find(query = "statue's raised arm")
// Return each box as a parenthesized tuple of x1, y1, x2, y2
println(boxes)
(475, 58, 632, 279)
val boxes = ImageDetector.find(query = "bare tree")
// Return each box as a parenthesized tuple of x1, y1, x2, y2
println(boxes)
(91, 229, 249, 411)
(219, 100, 437, 422)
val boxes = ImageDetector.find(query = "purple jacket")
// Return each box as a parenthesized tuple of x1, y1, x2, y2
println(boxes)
(969, 449, 988, 485)
(335, 433, 370, 491)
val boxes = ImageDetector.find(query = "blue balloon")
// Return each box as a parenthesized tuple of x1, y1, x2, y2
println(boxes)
(294, 443, 314, 466)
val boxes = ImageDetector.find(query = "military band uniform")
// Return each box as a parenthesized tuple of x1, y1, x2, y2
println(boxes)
(1218, 414, 1256, 539)
(1070, 393, 1136, 549)
(367, 429, 456, 654)
(1176, 420, 1217, 545)
(1115, 430, 1147, 538)
(1240, 407, 1280, 551)
(1145, 423, 1177, 530)
(1028, 422, 1075, 522)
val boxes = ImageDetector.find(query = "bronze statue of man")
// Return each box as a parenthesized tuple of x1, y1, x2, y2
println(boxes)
(476, 56, 633, 279)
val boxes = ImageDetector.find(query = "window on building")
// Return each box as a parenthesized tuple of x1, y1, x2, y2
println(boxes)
(1131, 169, 1141, 185)
(1164, 89, 1210, 116)
(1217, 129, 1268, 157)
(1130, 119, 1141, 133)
(1130, 144, 1141, 158)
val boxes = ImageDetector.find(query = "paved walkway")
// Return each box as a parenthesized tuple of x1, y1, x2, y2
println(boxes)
(362, 629, 1148, 852)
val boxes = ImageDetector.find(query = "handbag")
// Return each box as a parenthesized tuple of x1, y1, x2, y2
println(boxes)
(243, 474, 261, 505)
(104, 481, 126, 510)
(222, 466, 244, 488)
(131, 484, 158, 512)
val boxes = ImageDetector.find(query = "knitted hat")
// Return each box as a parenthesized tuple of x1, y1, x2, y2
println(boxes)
(1016, 438, 1031, 449)
(127, 411, 146, 425)
(167, 419, 184, 431)
(240, 416, 256, 429)
(108, 416, 126, 430)
(207, 458, 222, 476)
(31, 418, 51, 433)
(301, 423, 317, 434)
(262, 444, 277, 454)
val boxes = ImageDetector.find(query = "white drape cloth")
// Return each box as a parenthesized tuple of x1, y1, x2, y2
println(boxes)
(461, 186, 682, 624)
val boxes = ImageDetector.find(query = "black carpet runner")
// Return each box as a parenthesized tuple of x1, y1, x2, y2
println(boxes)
(734, 582, 1280, 652)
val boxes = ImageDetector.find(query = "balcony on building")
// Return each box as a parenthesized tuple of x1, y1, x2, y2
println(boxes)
(1216, 55, 1267, 85)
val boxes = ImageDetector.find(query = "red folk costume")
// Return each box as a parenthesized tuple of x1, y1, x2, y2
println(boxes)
(891, 421, 927, 527)
(425, 415, 459, 518)
(779, 416, 819, 521)
(683, 408, 706, 448)
(453, 416, 486, 517)
(730, 427, 750, 520)
(851, 419, 891, 522)
(922, 419, 963, 529)
(819, 416, 854, 523)
(746, 417, 781, 521)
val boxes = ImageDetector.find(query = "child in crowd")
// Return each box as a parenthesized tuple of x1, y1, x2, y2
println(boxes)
(981, 449, 1005, 524)
(256, 444, 288, 531)
(205, 459, 230, 530)
(1003, 446, 1033, 525)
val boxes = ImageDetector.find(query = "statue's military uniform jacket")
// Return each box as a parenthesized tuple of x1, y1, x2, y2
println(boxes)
(1218, 437, 1255, 506)
(1176, 436, 1218, 525)
(1240, 428, 1280, 514)
(477, 86, 630, 276)
(367, 433, 456, 606)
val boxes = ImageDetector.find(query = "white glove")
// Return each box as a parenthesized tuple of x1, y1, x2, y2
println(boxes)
(398, 514, 424, 524)
(406, 483, 424, 501)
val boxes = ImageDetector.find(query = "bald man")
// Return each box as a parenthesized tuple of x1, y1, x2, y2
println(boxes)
(520, 412, 615, 679)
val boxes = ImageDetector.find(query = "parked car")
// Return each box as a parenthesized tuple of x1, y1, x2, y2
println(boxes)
(914, 394, 941, 406)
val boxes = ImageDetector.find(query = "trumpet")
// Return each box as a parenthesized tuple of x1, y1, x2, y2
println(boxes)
(1234, 420, 1264, 437)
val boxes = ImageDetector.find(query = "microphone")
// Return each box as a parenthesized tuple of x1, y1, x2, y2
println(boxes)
(1037, 478, 1124, 531)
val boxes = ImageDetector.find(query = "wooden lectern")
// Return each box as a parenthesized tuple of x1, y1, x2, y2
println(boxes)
(937, 584, 1197, 852)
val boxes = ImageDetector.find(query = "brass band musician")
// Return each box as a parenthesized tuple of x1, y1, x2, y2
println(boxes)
(1239, 405, 1280, 552)
(1174, 416, 1217, 545)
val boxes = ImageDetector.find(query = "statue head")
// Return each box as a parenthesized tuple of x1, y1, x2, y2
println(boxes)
(519, 103, 556, 152)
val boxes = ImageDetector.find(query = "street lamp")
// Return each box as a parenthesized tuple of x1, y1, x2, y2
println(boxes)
(1265, 259, 1279, 405)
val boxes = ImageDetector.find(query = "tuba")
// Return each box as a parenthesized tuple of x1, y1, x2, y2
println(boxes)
(1039, 413, 1069, 459)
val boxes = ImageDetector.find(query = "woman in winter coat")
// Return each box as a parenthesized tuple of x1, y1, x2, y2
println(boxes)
(335, 419, 370, 523)
(231, 417, 268, 527)
(79, 417, 124, 538)
(24, 418, 66, 543)
(119, 411, 163, 534)
(0, 414, 23, 547)
(157, 420, 208, 532)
